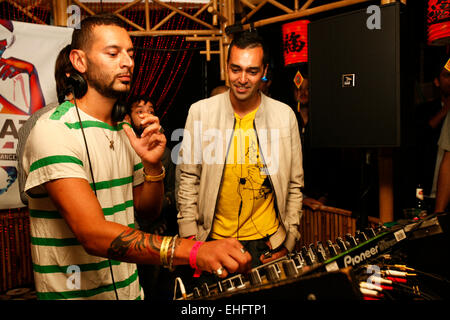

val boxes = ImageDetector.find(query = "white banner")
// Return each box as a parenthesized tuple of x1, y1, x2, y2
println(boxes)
(0, 20, 73, 209)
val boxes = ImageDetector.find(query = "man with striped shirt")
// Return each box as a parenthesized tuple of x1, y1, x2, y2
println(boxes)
(21, 14, 251, 300)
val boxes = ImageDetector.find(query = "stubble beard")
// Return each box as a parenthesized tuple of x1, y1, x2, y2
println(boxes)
(85, 60, 131, 99)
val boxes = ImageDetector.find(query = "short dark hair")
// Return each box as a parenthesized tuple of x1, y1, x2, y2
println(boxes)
(227, 31, 269, 67)
(71, 14, 127, 51)
(54, 44, 75, 103)
(127, 95, 155, 114)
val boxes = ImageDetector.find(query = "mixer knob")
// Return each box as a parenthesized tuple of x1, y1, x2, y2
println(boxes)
(201, 282, 210, 296)
(327, 240, 338, 257)
(282, 259, 299, 277)
(356, 230, 368, 243)
(266, 264, 281, 282)
(336, 237, 348, 252)
(309, 244, 318, 262)
(232, 275, 246, 289)
(193, 287, 201, 298)
(365, 227, 376, 238)
(301, 246, 314, 265)
(221, 278, 234, 291)
(316, 241, 328, 261)
(249, 268, 263, 286)
(345, 233, 358, 247)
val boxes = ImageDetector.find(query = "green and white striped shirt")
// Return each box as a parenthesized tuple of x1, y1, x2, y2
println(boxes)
(22, 101, 144, 300)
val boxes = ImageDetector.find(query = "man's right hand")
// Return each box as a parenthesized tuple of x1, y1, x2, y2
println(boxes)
(194, 238, 252, 278)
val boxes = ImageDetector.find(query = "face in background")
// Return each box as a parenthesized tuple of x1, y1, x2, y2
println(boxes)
(435, 68, 450, 97)
(293, 78, 309, 106)
(129, 99, 155, 136)
(227, 45, 267, 107)
(83, 25, 134, 99)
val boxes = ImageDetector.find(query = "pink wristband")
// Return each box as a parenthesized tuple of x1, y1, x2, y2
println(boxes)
(189, 241, 204, 269)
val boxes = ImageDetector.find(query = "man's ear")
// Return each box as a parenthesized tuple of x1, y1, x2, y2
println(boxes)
(263, 65, 268, 78)
(69, 49, 87, 74)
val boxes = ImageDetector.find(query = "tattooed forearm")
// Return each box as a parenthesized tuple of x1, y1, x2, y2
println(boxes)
(107, 228, 162, 260)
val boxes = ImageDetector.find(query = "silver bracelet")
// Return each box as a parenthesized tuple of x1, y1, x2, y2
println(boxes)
(168, 234, 178, 272)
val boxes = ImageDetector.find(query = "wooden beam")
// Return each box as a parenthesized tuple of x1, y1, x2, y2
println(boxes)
(208, 5, 228, 23)
(116, 12, 144, 31)
(52, 0, 68, 27)
(113, 0, 141, 15)
(378, 148, 394, 223)
(151, 11, 177, 31)
(193, 1, 214, 18)
(241, 0, 269, 24)
(145, 0, 150, 30)
(72, 0, 96, 16)
(300, 0, 315, 11)
(239, 0, 256, 10)
(267, 0, 293, 14)
(240, 0, 371, 29)
(153, 0, 215, 30)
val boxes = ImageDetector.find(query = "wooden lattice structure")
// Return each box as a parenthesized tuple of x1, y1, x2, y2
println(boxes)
(298, 205, 380, 249)
(0, 0, 403, 83)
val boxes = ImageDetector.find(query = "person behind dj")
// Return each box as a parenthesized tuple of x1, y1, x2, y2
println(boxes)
(414, 56, 450, 204)
(17, 44, 75, 206)
(21, 14, 251, 300)
(434, 90, 450, 213)
(125, 95, 178, 300)
(177, 31, 304, 271)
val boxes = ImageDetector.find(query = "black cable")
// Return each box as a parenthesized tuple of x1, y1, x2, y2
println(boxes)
(73, 93, 119, 300)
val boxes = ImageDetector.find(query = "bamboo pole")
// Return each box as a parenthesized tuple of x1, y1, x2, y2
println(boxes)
(72, 0, 96, 16)
(239, 0, 257, 10)
(153, 0, 215, 30)
(116, 12, 145, 31)
(240, 0, 371, 30)
(212, 0, 217, 26)
(267, 0, 293, 14)
(113, 0, 141, 15)
(378, 148, 394, 223)
(208, 5, 228, 23)
(193, 1, 214, 18)
(145, 0, 150, 30)
(52, 0, 68, 26)
(300, 0, 315, 11)
(151, 11, 177, 31)
(241, 0, 269, 24)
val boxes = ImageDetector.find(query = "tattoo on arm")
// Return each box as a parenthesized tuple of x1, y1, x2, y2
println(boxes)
(106, 228, 163, 260)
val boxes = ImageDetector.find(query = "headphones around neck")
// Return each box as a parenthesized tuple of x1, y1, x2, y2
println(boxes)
(66, 72, 127, 122)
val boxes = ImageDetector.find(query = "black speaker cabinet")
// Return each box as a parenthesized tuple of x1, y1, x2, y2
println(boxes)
(309, 2, 412, 148)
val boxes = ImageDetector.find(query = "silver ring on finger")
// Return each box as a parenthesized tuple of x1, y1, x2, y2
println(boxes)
(214, 266, 225, 277)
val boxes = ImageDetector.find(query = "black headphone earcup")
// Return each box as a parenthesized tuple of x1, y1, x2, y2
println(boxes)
(66, 73, 87, 99)
(112, 103, 127, 122)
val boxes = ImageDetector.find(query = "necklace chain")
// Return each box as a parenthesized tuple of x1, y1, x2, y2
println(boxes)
(102, 129, 114, 150)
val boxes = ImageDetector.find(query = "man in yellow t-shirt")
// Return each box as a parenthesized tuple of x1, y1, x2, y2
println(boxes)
(177, 31, 304, 278)
(211, 108, 279, 265)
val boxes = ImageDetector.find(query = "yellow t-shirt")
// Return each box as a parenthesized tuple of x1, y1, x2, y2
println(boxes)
(211, 107, 279, 240)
